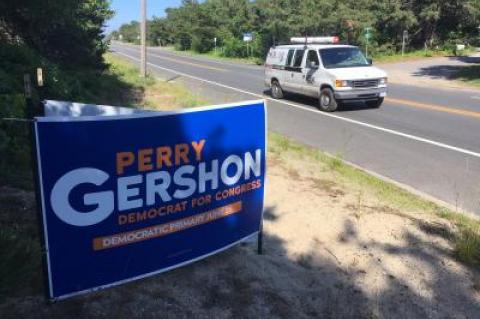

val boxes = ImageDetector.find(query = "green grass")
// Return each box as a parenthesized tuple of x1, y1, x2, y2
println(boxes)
(268, 131, 480, 267)
(0, 228, 43, 302)
(372, 47, 476, 63)
(0, 188, 43, 302)
(371, 49, 452, 63)
(269, 132, 437, 211)
(164, 45, 475, 65)
(105, 53, 207, 110)
(162, 46, 264, 65)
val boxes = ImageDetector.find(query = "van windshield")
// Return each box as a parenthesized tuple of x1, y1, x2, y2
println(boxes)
(319, 47, 369, 69)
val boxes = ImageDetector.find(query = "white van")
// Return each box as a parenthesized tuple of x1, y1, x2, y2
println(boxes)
(265, 37, 388, 111)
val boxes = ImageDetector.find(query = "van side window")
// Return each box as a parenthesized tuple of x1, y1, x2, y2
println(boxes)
(306, 50, 319, 67)
(293, 49, 305, 68)
(286, 49, 295, 66)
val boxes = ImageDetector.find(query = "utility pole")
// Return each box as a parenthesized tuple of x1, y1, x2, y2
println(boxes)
(140, 0, 147, 77)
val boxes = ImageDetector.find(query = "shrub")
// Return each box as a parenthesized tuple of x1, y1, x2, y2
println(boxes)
(221, 36, 246, 58)
(191, 27, 215, 53)
(175, 33, 191, 51)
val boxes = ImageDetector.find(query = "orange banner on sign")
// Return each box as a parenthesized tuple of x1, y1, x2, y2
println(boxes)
(93, 201, 242, 251)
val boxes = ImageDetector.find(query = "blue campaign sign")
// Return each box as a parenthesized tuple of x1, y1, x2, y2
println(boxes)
(34, 100, 266, 300)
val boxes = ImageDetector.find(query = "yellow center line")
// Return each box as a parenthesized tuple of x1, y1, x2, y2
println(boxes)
(147, 52, 226, 72)
(386, 97, 480, 120)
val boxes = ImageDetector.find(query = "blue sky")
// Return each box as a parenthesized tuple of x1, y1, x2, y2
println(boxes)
(106, 0, 182, 32)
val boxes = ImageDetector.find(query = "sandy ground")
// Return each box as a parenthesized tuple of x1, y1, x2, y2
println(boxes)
(1, 148, 479, 319)
(379, 53, 480, 90)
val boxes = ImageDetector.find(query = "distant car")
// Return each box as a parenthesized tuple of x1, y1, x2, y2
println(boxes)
(265, 36, 388, 111)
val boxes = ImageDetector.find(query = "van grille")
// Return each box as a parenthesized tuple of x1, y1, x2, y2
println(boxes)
(353, 79, 378, 88)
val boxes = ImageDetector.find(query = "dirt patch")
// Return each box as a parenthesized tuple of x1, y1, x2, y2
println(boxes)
(1, 149, 479, 318)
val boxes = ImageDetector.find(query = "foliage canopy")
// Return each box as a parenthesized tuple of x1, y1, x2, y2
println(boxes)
(113, 0, 480, 59)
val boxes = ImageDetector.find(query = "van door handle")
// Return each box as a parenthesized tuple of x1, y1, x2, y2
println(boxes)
(302, 75, 306, 79)
(291, 73, 294, 77)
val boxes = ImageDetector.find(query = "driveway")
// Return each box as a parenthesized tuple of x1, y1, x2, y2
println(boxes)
(380, 53, 480, 90)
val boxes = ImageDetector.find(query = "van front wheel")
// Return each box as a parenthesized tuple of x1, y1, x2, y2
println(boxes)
(271, 81, 284, 99)
(318, 88, 338, 112)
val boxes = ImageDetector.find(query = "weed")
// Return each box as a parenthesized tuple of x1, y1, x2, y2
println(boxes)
(327, 156, 344, 171)
(0, 227, 42, 302)
(455, 226, 480, 266)
(354, 190, 364, 219)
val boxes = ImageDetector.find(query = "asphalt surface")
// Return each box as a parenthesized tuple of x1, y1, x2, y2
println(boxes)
(111, 43, 480, 216)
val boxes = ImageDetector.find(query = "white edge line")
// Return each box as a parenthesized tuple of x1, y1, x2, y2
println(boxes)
(34, 122, 54, 298)
(116, 45, 265, 81)
(114, 50, 480, 160)
(37, 99, 265, 122)
(123, 47, 227, 72)
(114, 43, 262, 70)
(52, 232, 259, 301)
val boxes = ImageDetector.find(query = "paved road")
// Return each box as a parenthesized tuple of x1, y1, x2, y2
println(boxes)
(111, 43, 480, 216)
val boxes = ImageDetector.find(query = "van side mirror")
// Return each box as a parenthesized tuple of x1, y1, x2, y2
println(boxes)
(308, 61, 318, 69)
(367, 58, 373, 65)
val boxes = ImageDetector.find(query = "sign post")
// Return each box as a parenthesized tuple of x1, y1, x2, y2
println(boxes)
(402, 30, 408, 56)
(364, 27, 372, 58)
(33, 100, 266, 300)
(243, 32, 253, 57)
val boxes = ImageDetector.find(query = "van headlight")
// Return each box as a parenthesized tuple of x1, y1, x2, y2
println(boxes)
(335, 80, 353, 88)
(379, 77, 387, 85)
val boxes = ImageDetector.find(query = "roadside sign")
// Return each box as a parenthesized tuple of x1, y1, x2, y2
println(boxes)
(402, 30, 408, 56)
(36, 68, 43, 87)
(365, 27, 372, 39)
(34, 100, 266, 300)
(243, 32, 253, 42)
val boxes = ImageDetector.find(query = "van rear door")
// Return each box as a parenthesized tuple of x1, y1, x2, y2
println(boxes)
(265, 47, 291, 87)
(285, 49, 305, 94)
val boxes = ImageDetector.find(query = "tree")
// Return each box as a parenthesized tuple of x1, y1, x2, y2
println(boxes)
(148, 17, 171, 46)
(119, 21, 140, 43)
(112, 0, 480, 59)
(0, 0, 113, 69)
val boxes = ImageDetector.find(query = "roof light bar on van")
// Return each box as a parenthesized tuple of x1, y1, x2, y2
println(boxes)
(290, 36, 340, 44)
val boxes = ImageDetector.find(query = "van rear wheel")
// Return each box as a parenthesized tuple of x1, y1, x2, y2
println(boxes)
(318, 88, 338, 112)
(271, 80, 284, 99)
